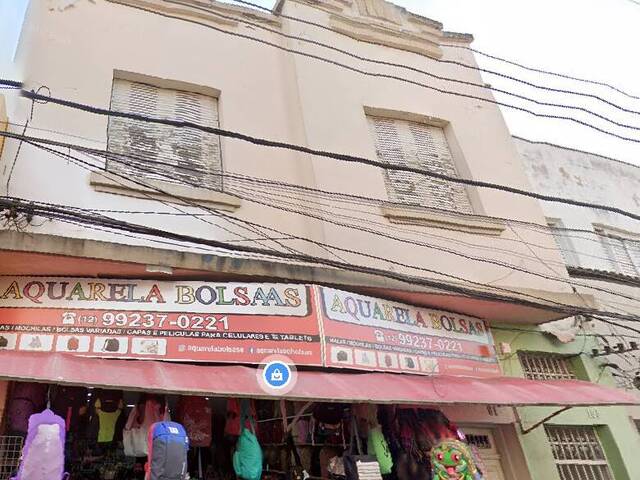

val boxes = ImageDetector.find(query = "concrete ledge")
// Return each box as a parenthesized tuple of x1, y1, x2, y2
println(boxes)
(380, 205, 506, 236)
(89, 171, 242, 211)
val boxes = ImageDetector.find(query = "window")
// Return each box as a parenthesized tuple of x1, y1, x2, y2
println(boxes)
(107, 79, 223, 190)
(597, 231, 640, 277)
(545, 425, 613, 480)
(367, 115, 473, 213)
(548, 219, 578, 267)
(518, 352, 576, 380)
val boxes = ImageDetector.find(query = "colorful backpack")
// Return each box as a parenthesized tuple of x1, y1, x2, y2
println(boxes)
(146, 421, 189, 480)
(431, 439, 483, 480)
(7, 383, 48, 434)
(175, 396, 212, 447)
(12, 409, 67, 480)
(232, 400, 262, 480)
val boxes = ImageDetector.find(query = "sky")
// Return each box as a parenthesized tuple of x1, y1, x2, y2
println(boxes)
(2, 0, 639, 165)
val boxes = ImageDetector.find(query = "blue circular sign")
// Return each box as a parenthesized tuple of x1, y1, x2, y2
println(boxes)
(263, 361, 292, 390)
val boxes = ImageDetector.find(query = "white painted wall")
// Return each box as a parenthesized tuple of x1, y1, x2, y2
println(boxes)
(0, 0, 577, 315)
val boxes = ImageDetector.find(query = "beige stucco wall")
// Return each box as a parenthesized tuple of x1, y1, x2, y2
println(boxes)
(0, 0, 577, 318)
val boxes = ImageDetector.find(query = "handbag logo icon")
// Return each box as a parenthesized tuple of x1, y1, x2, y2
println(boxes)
(103, 338, 120, 352)
(67, 337, 80, 351)
(270, 368, 283, 382)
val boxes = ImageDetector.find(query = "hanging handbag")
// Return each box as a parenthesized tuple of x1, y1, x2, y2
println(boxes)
(343, 417, 382, 480)
(286, 434, 308, 480)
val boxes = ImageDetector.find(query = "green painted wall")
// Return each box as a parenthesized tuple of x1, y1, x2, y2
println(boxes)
(493, 325, 640, 480)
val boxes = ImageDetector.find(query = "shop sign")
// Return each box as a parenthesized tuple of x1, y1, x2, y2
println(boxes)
(0, 278, 500, 377)
(0, 277, 322, 366)
(319, 287, 500, 377)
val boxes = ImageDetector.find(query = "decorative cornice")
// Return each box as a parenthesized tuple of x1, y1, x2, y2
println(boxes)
(108, 0, 281, 28)
(443, 31, 474, 44)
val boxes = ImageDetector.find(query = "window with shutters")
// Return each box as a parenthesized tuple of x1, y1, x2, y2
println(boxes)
(107, 79, 223, 191)
(596, 229, 640, 277)
(545, 425, 613, 480)
(547, 219, 578, 267)
(518, 352, 576, 380)
(367, 115, 473, 213)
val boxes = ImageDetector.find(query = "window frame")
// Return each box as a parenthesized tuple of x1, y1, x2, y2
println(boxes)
(593, 225, 640, 278)
(547, 218, 579, 268)
(518, 351, 577, 381)
(105, 70, 226, 194)
(544, 425, 614, 480)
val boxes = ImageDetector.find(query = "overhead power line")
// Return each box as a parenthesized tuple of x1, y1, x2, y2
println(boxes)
(61, 0, 640, 144)
(11, 88, 640, 223)
(442, 44, 640, 102)
(4, 120, 639, 253)
(15, 135, 640, 316)
(4, 192, 639, 324)
(159, 0, 640, 130)
(7, 128, 639, 311)
(226, 0, 640, 111)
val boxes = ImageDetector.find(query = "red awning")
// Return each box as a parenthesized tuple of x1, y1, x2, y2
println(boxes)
(0, 352, 636, 406)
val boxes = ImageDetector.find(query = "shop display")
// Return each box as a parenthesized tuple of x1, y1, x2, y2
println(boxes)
(12, 409, 67, 480)
(146, 422, 189, 480)
(0, 378, 490, 480)
(232, 400, 263, 480)
(176, 396, 212, 448)
(342, 419, 382, 480)
(6, 383, 48, 435)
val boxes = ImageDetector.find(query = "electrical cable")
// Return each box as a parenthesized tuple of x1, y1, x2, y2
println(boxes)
(23, 133, 640, 307)
(441, 43, 640, 102)
(16, 139, 640, 322)
(226, 0, 640, 113)
(4, 127, 640, 302)
(3, 123, 638, 253)
(36, 0, 640, 144)
(10, 90, 640, 223)
(8, 191, 640, 324)
(156, 0, 640, 130)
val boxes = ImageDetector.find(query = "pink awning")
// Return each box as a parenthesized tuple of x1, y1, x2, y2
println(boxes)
(0, 351, 636, 406)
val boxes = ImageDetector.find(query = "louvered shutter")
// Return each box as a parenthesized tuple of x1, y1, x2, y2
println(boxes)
(107, 79, 222, 190)
(367, 116, 473, 213)
(600, 234, 639, 276)
(548, 222, 578, 267)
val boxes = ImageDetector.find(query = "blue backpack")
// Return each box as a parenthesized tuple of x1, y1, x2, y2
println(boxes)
(146, 422, 189, 480)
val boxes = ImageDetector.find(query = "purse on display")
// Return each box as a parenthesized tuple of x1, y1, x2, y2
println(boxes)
(103, 338, 120, 352)
(286, 434, 308, 480)
(343, 417, 382, 480)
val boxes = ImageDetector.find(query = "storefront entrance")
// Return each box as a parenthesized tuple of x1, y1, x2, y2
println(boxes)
(463, 428, 506, 480)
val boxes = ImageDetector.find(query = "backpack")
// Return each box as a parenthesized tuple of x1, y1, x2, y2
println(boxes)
(146, 422, 189, 480)
(232, 400, 262, 480)
(11, 409, 67, 480)
(175, 396, 212, 447)
(7, 383, 48, 434)
(50, 386, 88, 432)
(66, 337, 80, 351)
(103, 338, 120, 352)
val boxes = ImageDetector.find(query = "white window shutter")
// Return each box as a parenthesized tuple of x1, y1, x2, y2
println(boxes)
(367, 116, 473, 213)
(107, 79, 222, 190)
(548, 222, 578, 267)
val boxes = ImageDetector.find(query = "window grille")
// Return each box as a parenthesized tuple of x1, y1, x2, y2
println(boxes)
(545, 425, 613, 480)
(598, 232, 640, 277)
(518, 352, 576, 381)
(465, 434, 492, 450)
(0, 436, 23, 480)
(367, 116, 473, 213)
(107, 79, 223, 190)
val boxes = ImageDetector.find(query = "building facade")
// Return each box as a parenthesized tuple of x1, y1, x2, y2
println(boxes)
(0, 1, 636, 479)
